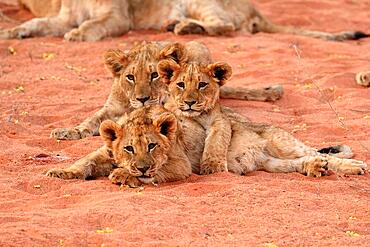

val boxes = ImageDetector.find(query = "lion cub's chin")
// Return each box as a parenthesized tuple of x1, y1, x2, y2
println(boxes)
(138, 176, 155, 184)
(180, 110, 202, 117)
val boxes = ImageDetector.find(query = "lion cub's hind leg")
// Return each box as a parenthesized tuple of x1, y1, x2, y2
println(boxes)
(261, 156, 329, 177)
(325, 155, 367, 175)
(46, 146, 115, 180)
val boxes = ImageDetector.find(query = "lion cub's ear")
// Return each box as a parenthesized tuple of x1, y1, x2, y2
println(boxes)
(104, 49, 128, 77)
(207, 62, 232, 86)
(159, 42, 187, 63)
(100, 120, 122, 148)
(153, 112, 177, 141)
(157, 59, 181, 84)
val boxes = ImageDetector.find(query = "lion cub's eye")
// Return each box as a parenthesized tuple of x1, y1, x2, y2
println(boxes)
(198, 81, 208, 90)
(148, 143, 157, 152)
(151, 72, 159, 81)
(124, 145, 134, 154)
(177, 82, 185, 89)
(126, 74, 135, 82)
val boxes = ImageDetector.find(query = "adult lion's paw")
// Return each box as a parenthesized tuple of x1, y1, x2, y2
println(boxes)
(50, 128, 91, 140)
(0, 27, 29, 39)
(200, 160, 228, 175)
(162, 20, 180, 32)
(64, 28, 100, 42)
(46, 168, 85, 179)
(109, 169, 141, 188)
(174, 20, 206, 35)
(303, 157, 328, 177)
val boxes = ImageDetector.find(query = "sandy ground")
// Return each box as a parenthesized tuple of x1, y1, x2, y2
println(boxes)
(0, 1, 369, 246)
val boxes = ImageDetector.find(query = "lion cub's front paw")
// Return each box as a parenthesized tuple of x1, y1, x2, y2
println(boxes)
(303, 157, 328, 177)
(109, 169, 141, 188)
(200, 160, 228, 175)
(46, 168, 85, 180)
(50, 128, 91, 140)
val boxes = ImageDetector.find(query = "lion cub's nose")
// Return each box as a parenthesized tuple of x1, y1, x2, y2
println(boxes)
(137, 96, 150, 104)
(138, 166, 150, 174)
(185, 100, 197, 107)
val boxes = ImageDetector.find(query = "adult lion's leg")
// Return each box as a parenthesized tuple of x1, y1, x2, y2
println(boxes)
(64, 14, 130, 41)
(46, 146, 115, 180)
(0, 16, 72, 39)
(220, 85, 284, 102)
(174, 2, 234, 35)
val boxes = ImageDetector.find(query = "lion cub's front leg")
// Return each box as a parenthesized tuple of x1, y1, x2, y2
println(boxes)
(108, 168, 142, 188)
(51, 87, 127, 140)
(46, 146, 115, 179)
(50, 108, 112, 140)
(200, 110, 232, 175)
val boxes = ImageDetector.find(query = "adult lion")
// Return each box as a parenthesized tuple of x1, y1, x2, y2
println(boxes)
(1, 0, 368, 41)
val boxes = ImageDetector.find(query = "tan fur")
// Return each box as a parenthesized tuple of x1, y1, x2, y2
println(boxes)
(50, 41, 281, 140)
(47, 105, 196, 186)
(47, 42, 367, 185)
(2, 0, 368, 41)
(18, 0, 61, 17)
(158, 43, 368, 177)
(46, 41, 278, 181)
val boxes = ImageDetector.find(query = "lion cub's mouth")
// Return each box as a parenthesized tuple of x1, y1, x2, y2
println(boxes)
(180, 108, 202, 117)
(138, 175, 154, 184)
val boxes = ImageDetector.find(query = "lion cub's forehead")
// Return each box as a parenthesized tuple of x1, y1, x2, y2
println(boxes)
(180, 63, 209, 82)
(127, 43, 161, 65)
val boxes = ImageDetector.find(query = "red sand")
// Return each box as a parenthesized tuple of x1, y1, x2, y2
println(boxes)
(0, 1, 369, 246)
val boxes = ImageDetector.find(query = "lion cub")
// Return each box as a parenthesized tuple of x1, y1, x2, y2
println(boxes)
(158, 43, 368, 177)
(47, 105, 204, 186)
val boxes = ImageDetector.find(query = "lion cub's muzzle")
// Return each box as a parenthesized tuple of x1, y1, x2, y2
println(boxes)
(130, 97, 160, 109)
(136, 163, 156, 184)
(179, 100, 203, 117)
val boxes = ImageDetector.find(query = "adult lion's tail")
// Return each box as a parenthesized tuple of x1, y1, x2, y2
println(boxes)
(255, 13, 369, 41)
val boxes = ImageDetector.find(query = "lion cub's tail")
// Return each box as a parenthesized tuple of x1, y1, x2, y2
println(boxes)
(255, 14, 369, 41)
(220, 84, 283, 102)
(317, 145, 353, 159)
